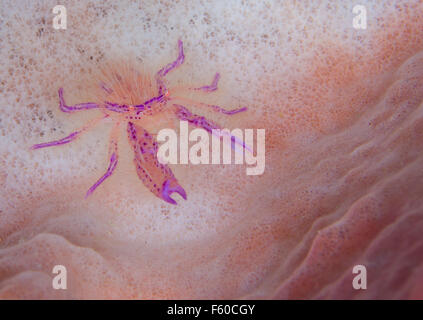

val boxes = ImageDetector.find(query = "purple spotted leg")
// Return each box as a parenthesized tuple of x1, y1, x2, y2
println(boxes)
(85, 122, 120, 198)
(155, 39, 185, 95)
(30, 115, 106, 150)
(58, 88, 100, 113)
(192, 73, 221, 92)
(84, 151, 118, 198)
(170, 73, 248, 115)
(173, 104, 251, 152)
(31, 87, 105, 149)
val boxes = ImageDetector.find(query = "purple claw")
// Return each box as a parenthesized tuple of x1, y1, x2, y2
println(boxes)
(161, 179, 187, 205)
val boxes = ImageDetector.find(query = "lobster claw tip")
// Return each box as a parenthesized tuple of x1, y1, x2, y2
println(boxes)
(174, 184, 187, 200)
(162, 179, 187, 205)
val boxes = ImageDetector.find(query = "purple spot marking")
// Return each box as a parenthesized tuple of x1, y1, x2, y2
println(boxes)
(128, 122, 138, 141)
(105, 102, 129, 113)
(134, 94, 165, 115)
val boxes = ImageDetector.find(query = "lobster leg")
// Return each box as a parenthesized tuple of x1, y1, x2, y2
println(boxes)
(30, 115, 106, 150)
(169, 95, 247, 115)
(172, 104, 251, 152)
(191, 73, 220, 92)
(58, 88, 100, 113)
(85, 122, 120, 198)
(155, 40, 185, 96)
